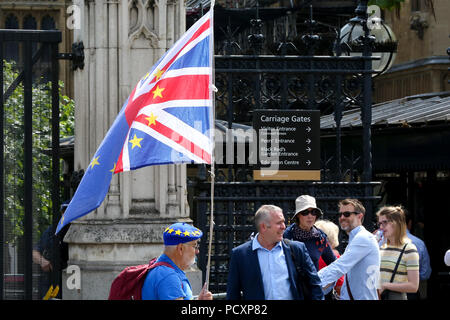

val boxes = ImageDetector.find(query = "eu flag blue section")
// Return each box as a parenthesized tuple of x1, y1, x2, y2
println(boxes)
(164, 107, 211, 133)
(169, 37, 210, 70)
(55, 101, 130, 234)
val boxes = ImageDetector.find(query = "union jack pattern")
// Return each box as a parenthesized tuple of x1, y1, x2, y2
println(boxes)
(56, 9, 214, 234)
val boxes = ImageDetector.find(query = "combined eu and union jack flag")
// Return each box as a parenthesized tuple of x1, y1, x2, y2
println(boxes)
(56, 9, 214, 234)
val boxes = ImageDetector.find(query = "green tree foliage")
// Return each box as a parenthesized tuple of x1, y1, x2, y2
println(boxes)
(3, 60, 74, 243)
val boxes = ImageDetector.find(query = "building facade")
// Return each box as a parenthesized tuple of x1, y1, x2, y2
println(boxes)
(374, 0, 450, 102)
(0, 0, 75, 97)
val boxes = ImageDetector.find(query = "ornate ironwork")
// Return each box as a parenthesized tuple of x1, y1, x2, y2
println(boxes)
(58, 41, 85, 70)
(191, 0, 381, 293)
(0, 29, 62, 300)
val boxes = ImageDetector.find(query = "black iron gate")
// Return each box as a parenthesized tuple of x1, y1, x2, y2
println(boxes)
(0, 30, 61, 299)
(191, 2, 382, 293)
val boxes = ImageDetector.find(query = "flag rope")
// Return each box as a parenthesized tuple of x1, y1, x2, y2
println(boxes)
(205, 167, 214, 292)
(204, 0, 216, 293)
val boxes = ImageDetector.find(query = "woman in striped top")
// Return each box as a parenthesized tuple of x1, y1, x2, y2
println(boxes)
(376, 206, 420, 300)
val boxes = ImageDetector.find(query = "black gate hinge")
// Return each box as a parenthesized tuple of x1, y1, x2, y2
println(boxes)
(58, 41, 84, 71)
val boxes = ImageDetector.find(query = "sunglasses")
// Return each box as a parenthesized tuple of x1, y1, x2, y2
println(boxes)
(299, 209, 321, 217)
(337, 211, 359, 218)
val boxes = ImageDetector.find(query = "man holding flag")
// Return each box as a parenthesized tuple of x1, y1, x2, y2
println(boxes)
(141, 222, 213, 300)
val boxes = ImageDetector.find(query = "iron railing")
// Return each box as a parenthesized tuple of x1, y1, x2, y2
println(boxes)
(192, 0, 381, 294)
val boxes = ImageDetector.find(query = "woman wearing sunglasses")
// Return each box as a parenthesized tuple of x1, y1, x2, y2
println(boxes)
(377, 206, 420, 300)
(284, 195, 337, 271)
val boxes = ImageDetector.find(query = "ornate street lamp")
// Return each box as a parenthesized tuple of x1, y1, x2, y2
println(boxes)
(338, 0, 398, 76)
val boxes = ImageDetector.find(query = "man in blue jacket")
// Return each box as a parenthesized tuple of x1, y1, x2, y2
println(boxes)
(226, 204, 324, 300)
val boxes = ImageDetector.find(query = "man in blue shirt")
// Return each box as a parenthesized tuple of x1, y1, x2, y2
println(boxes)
(141, 222, 212, 300)
(318, 199, 380, 300)
(405, 213, 431, 299)
(226, 204, 323, 300)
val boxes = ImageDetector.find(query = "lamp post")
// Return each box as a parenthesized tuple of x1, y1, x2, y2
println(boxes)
(339, 0, 398, 76)
(447, 43, 450, 84)
(342, 0, 380, 183)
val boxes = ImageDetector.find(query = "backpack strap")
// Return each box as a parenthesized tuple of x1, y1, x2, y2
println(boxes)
(148, 261, 174, 270)
(389, 243, 408, 283)
(345, 275, 354, 300)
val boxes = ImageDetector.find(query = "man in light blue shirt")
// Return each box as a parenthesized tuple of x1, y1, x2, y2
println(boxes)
(252, 234, 293, 299)
(227, 205, 323, 300)
(405, 212, 432, 299)
(318, 199, 380, 300)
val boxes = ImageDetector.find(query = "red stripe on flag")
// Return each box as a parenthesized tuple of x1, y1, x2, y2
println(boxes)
(124, 73, 209, 126)
(150, 19, 211, 86)
(148, 74, 210, 103)
(135, 114, 211, 164)
(115, 149, 124, 173)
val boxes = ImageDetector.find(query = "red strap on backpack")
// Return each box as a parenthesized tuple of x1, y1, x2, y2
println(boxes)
(108, 258, 174, 300)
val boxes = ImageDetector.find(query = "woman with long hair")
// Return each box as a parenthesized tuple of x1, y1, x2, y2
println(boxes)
(376, 206, 420, 300)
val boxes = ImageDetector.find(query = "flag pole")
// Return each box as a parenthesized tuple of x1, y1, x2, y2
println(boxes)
(204, 0, 215, 293)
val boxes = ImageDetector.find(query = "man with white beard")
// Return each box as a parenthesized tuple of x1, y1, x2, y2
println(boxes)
(141, 222, 212, 300)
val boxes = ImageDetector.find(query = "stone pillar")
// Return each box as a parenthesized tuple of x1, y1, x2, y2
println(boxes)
(63, 0, 200, 300)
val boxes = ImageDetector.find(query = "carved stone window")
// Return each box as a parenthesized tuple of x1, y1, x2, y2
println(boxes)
(5, 13, 19, 29)
(128, 0, 158, 47)
(23, 14, 37, 30)
(41, 15, 56, 30)
(4, 14, 19, 61)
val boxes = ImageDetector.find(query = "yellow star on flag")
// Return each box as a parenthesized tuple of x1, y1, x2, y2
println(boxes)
(146, 112, 158, 126)
(183, 231, 191, 237)
(110, 162, 116, 173)
(129, 134, 143, 149)
(174, 229, 182, 236)
(167, 228, 174, 234)
(90, 156, 100, 170)
(155, 69, 164, 81)
(152, 85, 165, 99)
